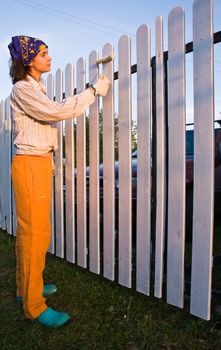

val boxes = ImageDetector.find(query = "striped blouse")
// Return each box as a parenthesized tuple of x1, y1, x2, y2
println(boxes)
(10, 75, 95, 155)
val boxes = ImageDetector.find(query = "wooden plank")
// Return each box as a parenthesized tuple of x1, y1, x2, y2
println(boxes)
(118, 35, 132, 288)
(89, 50, 100, 274)
(55, 69, 64, 258)
(76, 57, 87, 268)
(65, 63, 75, 263)
(5, 97, 12, 235)
(102, 43, 115, 280)
(167, 6, 186, 308)
(154, 16, 166, 298)
(47, 73, 55, 254)
(0, 100, 6, 230)
(190, 0, 214, 321)
(136, 25, 151, 295)
(11, 139, 17, 237)
(0, 101, 3, 228)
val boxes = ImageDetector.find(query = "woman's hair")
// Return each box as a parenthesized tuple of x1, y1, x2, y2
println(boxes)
(9, 58, 30, 84)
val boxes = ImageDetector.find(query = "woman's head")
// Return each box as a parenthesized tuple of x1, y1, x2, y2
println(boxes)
(8, 35, 51, 84)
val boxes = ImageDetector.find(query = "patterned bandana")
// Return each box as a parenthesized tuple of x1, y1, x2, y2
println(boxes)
(8, 35, 48, 66)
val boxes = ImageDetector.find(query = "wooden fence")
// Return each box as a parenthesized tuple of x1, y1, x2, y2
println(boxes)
(0, 0, 220, 321)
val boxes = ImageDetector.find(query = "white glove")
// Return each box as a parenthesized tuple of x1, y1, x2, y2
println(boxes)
(93, 74, 110, 96)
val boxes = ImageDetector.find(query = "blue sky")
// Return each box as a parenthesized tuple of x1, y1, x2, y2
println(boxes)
(0, 0, 221, 123)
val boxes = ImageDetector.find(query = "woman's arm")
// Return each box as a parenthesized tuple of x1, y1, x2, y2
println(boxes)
(11, 81, 96, 122)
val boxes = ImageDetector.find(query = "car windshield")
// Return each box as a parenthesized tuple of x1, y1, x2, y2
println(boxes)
(130, 126, 221, 158)
(186, 130, 194, 156)
(186, 128, 221, 156)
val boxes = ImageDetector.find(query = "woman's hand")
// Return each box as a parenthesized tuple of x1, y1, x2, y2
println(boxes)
(93, 74, 110, 96)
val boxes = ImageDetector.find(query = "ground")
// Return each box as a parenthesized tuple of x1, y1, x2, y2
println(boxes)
(1, 228, 221, 350)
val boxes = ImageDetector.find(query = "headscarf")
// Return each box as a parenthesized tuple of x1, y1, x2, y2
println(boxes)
(8, 35, 48, 66)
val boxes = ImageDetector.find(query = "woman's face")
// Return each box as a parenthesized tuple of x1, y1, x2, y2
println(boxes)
(29, 47, 52, 74)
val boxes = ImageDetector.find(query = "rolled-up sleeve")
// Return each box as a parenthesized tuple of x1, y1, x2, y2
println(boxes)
(11, 81, 95, 122)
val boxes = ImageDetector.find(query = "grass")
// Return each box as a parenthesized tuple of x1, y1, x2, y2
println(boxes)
(1, 229, 221, 350)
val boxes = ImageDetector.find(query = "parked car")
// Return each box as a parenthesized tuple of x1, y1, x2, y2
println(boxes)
(185, 124, 221, 238)
(86, 122, 221, 239)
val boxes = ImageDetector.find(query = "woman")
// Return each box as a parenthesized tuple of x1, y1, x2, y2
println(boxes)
(8, 35, 110, 328)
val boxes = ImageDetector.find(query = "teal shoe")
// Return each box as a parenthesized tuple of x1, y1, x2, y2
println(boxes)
(16, 284, 57, 302)
(16, 295, 23, 302)
(35, 307, 70, 328)
(42, 284, 57, 296)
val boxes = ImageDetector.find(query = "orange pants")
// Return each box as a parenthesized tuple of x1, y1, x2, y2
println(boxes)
(12, 155, 53, 319)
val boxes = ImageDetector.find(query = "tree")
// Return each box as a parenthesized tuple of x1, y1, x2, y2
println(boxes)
(63, 110, 137, 167)
(86, 110, 137, 166)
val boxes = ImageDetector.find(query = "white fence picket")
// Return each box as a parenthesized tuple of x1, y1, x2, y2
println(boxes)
(0, 101, 2, 228)
(0, 101, 6, 230)
(154, 16, 166, 298)
(190, 0, 214, 320)
(167, 6, 186, 308)
(47, 73, 55, 254)
(136, 25, 151, 295)
(55, 69, 64, 258)
(65, 63, 75, 263)
(89, 51, 100, 274)
(5, 97, 12, 235)
(118, 35, 132, 288)
(102, 43, 115, 281)
(76, 58, 87, 268)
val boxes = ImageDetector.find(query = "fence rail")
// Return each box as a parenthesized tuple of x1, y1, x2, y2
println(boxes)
(0, 0, 220, 321)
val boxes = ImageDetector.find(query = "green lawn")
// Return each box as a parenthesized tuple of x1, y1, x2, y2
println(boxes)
(1, 229, 221, 350)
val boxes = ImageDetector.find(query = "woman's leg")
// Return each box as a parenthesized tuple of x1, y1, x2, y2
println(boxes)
(12, 155, 52, 319)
